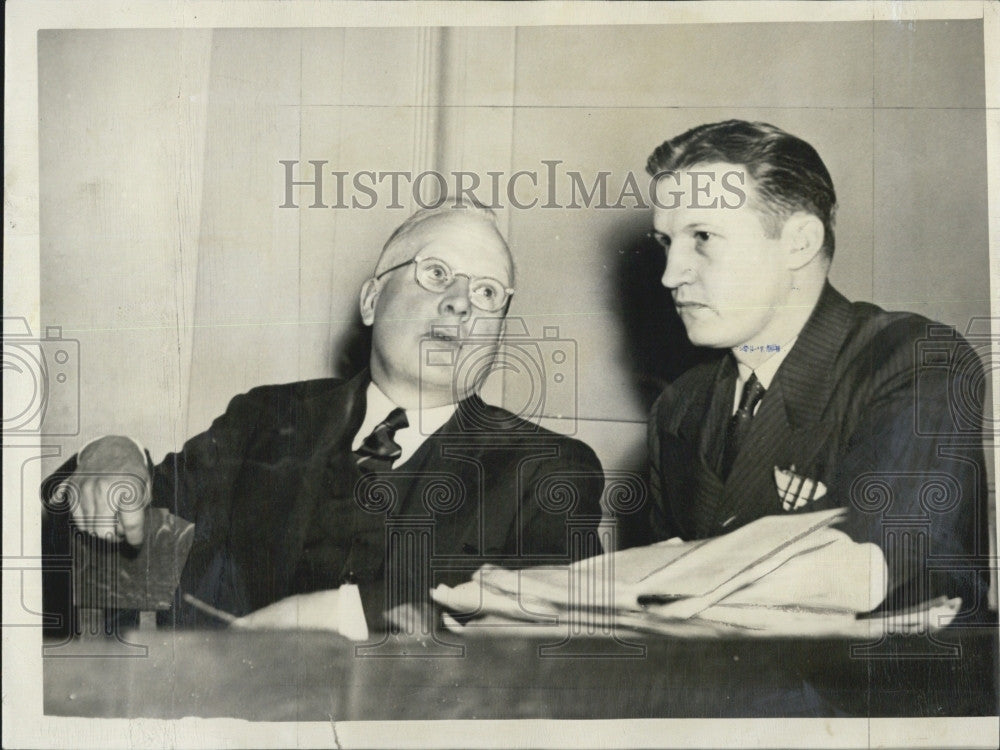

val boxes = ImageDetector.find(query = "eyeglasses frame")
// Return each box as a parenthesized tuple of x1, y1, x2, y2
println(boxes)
(372, 254, 515, 312)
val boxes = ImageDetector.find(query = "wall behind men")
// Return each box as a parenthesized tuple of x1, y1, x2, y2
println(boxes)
(38, 22, 991, 490)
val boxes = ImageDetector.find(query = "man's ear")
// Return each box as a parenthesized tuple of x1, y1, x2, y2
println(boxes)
(359, 279, 380, 326)
(782, 212, 825, 270)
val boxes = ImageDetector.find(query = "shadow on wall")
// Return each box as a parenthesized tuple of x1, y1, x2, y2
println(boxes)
(606, 219, 723, 550)
(328, 219, 725, 417)
(606, 220, 723, 413)
(330, 313, 372, 381)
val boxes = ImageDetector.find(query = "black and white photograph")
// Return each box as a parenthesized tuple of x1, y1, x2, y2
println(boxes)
(4, 1, 999, 748)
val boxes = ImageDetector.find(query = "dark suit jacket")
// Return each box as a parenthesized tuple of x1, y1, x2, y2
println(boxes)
(47, 371, 604, 630)
(43, 372, 604, 629)
(646, 283, 991, 617)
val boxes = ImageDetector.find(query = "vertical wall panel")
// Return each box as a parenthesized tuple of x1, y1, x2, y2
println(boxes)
(184, 30, 305, 430)
(39, 22, 990, 486)
(39, 29, 212, 464)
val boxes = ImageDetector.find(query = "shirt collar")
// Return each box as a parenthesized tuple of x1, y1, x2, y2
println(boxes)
(732, 336, 797, 413)
(350, 381, 457, 466)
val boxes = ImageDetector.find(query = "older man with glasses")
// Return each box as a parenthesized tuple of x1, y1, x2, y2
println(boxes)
(52, 202, 604, 637)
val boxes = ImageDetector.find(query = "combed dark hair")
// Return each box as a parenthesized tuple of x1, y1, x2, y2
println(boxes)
(646, 120, 838, 258)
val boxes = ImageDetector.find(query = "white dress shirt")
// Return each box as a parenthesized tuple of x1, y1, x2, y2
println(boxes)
(350, 381, 457, 467)
(340, 381, 458, 639)
(732, 337, 797, 415)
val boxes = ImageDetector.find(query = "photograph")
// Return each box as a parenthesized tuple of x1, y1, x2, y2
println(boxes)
(4, 2, 998, 748)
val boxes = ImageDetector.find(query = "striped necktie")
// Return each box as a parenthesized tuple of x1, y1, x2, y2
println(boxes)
(720, 373, 766, 479)
(354, 407, 408, 471)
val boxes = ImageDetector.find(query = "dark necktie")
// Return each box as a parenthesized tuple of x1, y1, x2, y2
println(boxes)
(720, 372, 766, 479)
(354, 407, 409, 471)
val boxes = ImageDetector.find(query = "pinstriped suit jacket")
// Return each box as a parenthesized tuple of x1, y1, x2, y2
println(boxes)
(647, 283, 991, 616)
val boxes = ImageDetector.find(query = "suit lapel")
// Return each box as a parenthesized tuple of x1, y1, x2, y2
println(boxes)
(681, 358, 735, 537)
(722, 379, 792, 525)
(403, 395, 512, 557)
(719, 283, 855, 527)
(678, 357, 735, 463)
(275, 371, 369, 590)
(775, 283, 855, 430)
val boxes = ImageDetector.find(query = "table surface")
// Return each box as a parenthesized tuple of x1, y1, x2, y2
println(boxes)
(43, 625, 999, 721)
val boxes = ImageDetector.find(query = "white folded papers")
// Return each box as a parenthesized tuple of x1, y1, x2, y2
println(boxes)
(474, 508, 850, 618)
(430, 508, 959, 637)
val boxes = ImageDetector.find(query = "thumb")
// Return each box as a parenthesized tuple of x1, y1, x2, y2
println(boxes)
(119, 504, 147, 546)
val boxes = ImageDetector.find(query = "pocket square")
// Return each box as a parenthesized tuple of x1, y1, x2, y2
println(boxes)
(774, 465, 827, 511)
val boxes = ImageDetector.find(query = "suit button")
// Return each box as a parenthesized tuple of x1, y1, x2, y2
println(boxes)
(342, 570, 358, 584)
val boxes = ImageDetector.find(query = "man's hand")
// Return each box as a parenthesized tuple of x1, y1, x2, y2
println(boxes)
(56, 435, 151, 546)
(231, 589, 342, 631)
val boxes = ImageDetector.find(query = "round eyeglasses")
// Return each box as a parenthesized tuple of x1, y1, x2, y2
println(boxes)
(373, 255, 514, 313)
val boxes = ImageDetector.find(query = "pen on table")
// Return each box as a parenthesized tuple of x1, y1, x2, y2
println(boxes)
(637, 595, 688, 606)
(182, 592, 237, 624)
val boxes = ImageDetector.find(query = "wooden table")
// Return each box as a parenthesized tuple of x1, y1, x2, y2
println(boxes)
(43, 626, 998, 720)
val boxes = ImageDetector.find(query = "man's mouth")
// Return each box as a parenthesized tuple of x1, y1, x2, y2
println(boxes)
(430, 325, 462, 342)
(674, 301, 708, 311)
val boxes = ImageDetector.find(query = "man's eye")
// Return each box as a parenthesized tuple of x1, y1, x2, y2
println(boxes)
(426, 264, 448, 279)
(694, 231, 712, 243)
(649, 231, 671, 250)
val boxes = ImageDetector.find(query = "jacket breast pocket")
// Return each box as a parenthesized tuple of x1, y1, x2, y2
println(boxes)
(773, 421, 842, 513)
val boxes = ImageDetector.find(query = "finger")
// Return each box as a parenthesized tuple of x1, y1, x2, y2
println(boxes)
(76, 478, 98, 534)
(110, 476, 146, 541)
(233, 601, 298, 630)
(116, 474, 150, 546)
(231, 608, 270, 630)
(119, 503, 147, 546)
(57, 479, 84, 528)
(232, 608, 279, 629)
(96, 477, 118, 516)
(385, 603, 421, 633)
(93, 478, 119, 540)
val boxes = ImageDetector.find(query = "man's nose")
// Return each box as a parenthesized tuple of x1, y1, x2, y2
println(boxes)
(439, 276, 472, 318)
(660, 244, 693, 289)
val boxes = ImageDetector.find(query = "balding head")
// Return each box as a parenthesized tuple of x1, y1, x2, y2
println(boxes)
(372, 202, 514, 285)
(358, 201, 515, 408)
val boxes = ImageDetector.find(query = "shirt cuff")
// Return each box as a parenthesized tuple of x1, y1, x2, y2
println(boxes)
(337, 584, 370, 641)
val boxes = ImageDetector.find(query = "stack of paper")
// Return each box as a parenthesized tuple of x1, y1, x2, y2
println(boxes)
(431, 508, 960, 637)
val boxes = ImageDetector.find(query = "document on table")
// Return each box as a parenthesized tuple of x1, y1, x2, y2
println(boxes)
(436, 597, 962, 639)
(431, 507, 960, 636)
(445, 507, 849, 617)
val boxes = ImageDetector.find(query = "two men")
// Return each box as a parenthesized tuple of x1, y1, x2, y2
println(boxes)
(53, 121, 991, 631)
(53, 203, 604, 635)
(642, 120, 991, 616)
